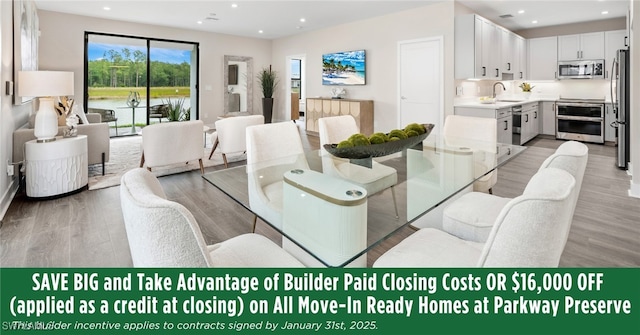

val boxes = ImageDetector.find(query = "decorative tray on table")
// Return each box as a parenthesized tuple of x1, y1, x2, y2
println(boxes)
(323, 124, 434, 164)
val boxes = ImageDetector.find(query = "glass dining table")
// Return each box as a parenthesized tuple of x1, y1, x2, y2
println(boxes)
(202, 135, 526, 267)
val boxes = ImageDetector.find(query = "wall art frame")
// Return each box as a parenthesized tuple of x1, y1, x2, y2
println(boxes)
(13, 0, 39, 105)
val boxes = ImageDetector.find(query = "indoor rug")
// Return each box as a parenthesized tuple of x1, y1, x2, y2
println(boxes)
(87, 135, 245, 190)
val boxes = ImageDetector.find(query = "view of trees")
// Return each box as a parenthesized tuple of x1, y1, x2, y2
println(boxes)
(87, 47, 191, 88)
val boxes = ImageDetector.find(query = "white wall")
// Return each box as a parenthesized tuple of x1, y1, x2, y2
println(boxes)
(629, 0, 640, 198)
(37, 10, 272, 126)
(271, 1, 456, 131)
(1, 1, 34, 219)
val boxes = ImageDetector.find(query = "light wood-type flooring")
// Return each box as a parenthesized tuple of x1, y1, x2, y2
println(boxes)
(1, 128, 639, 267)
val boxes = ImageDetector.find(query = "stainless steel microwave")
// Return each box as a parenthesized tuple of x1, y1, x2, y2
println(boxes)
(557, 60, 605, 79)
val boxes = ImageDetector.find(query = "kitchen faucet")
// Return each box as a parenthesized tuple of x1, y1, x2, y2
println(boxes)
(492, 82, 505, 98)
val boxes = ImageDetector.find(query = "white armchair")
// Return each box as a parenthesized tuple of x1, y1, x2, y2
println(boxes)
(374, 168, 577, 267)
(442, 115, 498, 193)
(246, 122, 309, 231)
(120, 168, 304, 267)
(318, 115, 399, 217)
(442, 140, 588, 243)
(209, 115, 264, 167)
(140, 120, 205, 174)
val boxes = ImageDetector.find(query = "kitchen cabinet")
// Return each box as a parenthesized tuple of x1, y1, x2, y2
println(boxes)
(453, 106, 512, 157)
(501, 29, 515, 74)
(305, 98, 373, 136)
(516, 35, 527, 80)
(605, 103, 616, 142)
(540, 101, 556, 136)
(455, 14, 501, 79)
(528, 36, 558, 80)
(517, 102, 539, 145)
(558, 32, 605, 61)
(605, 30, 627, 79)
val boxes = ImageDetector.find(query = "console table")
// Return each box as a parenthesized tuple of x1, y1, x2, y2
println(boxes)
(305, 98, 373, 136)
(25, 135, 88, 198)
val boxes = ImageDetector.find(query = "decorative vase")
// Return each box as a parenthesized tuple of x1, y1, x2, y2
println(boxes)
(262, 97, 274, 123)
(127, 91, 141, 107)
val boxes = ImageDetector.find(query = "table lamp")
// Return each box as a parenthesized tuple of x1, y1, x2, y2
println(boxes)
(18, 71, 74, 142)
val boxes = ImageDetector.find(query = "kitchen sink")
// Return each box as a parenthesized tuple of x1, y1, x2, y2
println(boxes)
(497, 99, 525, 102)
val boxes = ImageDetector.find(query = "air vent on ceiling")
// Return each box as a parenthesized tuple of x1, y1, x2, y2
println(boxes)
(205, 13, 219, 21)
(499, 14, 514, 19)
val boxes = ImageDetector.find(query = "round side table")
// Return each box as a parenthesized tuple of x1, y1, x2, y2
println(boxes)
(25, 135, 88, 198)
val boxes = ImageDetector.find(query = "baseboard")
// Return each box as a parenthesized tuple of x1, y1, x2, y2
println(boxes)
(0, 177, 19, 222)
(629, 180, 640, 199)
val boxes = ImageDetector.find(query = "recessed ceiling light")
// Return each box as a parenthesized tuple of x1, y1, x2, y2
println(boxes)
(532, 20, 538, 24)
(231, 3, 238, 8)
(258, 30, 264, 34)
(103, 6, 110, 11)
(602, 11, 609, 15)
(300, 18, 306, 22)
(197, 21, 202, 24)
(518, 10, 525, 14)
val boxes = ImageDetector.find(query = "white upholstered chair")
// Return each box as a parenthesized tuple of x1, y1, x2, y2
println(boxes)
(140, 120, 205, 174)
(374, 168, 577, 267)
(442, 115, 497, 194)
(208, 115, 264, 167)
(246, 122, 310, 231)
(442, 140, 588, 243)
(120, 168, 304, 267)
(318, 115, 399, 217)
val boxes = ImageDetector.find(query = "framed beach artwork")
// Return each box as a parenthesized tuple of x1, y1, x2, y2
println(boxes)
(322, 50, 366, 86)
(13, 0, 39, 105)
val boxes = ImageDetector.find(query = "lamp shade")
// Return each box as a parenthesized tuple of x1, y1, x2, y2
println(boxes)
(18, 71, 74, 97)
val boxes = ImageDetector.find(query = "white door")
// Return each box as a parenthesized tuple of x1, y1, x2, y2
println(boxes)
(398, 37, 443, 134)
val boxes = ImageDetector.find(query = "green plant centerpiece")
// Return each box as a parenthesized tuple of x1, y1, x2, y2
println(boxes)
(325, 123, 435, 168)
(257, 67, 279, 123)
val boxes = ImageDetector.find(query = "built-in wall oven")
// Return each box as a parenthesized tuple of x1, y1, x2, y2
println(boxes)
(555, 99, 605, 144)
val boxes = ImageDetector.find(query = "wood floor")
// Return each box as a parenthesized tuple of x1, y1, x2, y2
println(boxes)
(1, 129, 639, 267)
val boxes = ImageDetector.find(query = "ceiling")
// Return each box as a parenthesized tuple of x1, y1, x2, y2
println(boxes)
(34, 0, 629, 39)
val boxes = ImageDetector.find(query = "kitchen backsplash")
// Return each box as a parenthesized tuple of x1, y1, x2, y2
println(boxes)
(455, 79, 611, 101)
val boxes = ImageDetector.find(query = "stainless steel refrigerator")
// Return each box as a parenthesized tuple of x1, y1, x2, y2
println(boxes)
(611, 48, 630, 169)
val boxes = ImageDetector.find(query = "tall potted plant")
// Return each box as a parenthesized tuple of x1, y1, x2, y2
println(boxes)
(257, 66, 278, 123)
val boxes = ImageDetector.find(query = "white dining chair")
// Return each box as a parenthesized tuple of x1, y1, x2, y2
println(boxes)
(120, 168, 304, 267)
(318, 115, 399, 218)
(246, 121, 310, 231)
(442, 140, 588, 243)
(374, 167, 577, 267)
(208, 115, 264, 167)
(442, 115, 498, 194)
(140, 120, 205, 174)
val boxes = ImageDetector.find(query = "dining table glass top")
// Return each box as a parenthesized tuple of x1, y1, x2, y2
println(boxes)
(202, 134, 526, 267)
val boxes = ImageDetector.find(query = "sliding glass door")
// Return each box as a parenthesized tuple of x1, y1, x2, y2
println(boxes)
(85, 32, 198, 136)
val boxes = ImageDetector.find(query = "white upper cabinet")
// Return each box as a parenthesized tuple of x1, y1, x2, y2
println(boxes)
(558, 32, 605, 61)
(604, 30, 627, 79)
(516, 35, 527, 80)
(455, 14, 503, 79)
(501, 28, 516, 74)
(528, 36, 558, 80)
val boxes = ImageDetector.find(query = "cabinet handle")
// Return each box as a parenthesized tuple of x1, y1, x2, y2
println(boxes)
(507, 62, 511, 71)
(525, 114, 529, 122)
(625, 36, 628, 47)
(577, 51, 580, 59)
(495, 68, 499, 77)
(520, 72, 523, 79)
(534, 111, 538, 119)
(482, 67, 486, 76)
(504, 120, 508, 131)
